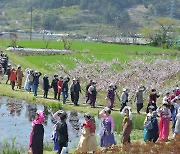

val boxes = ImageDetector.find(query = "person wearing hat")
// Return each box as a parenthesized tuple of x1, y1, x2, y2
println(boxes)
(57, 76, 63, 101)
(29, 111, 44, 154)
(120, 88, 129, 112)
(157, 102, 171, 142)
(77, 113, 97, 153)
(51, 74, 59, 100)
(9, 67, 16, 90)
(52, 110, 66, 151)
(24, 68, 31, 91)
(134, 85, 146, 114)
(61, 76, 70, 104)
(99, 108, 116, 148)
(121, 106, 133, 144)
(147, 111, 159, 143)
(88, 81, 97, 108)
(5, 64, 11, 84)
(143, 105, 155, 142)
(32, 71, 42, 96)
(16, 65, 24, 89)
(146, 89, 160, 113)
(43, 74, 50, 98)
(56, 111, 68, 154)
(106, 83, 117, 109)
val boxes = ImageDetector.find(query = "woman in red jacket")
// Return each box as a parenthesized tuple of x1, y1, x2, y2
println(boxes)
(10, 68, 16, 90)
(57, 76, 63, 101)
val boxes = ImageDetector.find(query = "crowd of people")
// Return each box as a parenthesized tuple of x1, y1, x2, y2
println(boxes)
(29, 91, 180, 154)
(1, 51, 180, 154)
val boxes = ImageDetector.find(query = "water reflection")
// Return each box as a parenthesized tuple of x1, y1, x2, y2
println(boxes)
(0, 97, 102, 149)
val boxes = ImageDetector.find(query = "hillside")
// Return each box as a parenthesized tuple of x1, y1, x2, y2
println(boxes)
(0, 0, 179, 34)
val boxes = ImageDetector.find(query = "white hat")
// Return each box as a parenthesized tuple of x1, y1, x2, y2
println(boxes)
(163, 101, 168, 105)
(123, 88, 126, 92)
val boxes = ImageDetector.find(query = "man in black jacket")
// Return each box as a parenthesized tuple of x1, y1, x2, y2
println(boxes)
(51, 74, 59, 99)
(73, 79, 81, 106)
(56, 112, 68, 154)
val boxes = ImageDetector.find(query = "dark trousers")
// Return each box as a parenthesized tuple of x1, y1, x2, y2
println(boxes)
(11, 81, 15, 90)
(44, 90, 48, 98)
(71, 92, 74, 103)
(58, 142, 67, 154)
(53, 89, 58, 99)
(6, 74, 10, 84)
(74, 92, 79, 105)
(137, 103, 143, 113)
(120, 102, 127, 112)
(58, 92, 61, 101)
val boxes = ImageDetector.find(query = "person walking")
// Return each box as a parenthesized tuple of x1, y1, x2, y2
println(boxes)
(16, 65, 24, 89)
(134, 85, 146, 114)
(56, 112, 68, 154)
(146, 89, 160, 113)
(106, 83, 117, 109)
(62, 76, 70, 104)
(85, 80, 92, 103)
(29, 111, 44, 154)
(51, 74, 59, 100)
(157, 102, 171, 142)
(43, 74, 50, 98)
(99, 108, 116, 148)
(88, 81, 97, 108)
(57, 76, 63, 101)
(5, 64, 11, 84)
(77, 113, 97, 153)
(32, 71, 42, 97)
(70, 78, 76, 103)
(9, 67, 16, 90)
(120, 88, 129, 112)
(121, 106, 133, 144)
(74, 79, 81, 106)
(147, 111, 159, 143)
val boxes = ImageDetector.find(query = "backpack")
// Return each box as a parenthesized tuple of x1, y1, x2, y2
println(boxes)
(145, 119, 153, 130)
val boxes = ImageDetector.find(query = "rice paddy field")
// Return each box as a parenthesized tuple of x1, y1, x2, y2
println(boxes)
(0, 39, 179, 153)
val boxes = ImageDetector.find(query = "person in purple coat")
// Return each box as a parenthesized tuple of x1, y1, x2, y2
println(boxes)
(106, 83, 117, 109)
(99, 108, 116, 148)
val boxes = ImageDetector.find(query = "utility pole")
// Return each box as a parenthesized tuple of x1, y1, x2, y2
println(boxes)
(169, 0, 175, 18)
(30, 7, 33, 41)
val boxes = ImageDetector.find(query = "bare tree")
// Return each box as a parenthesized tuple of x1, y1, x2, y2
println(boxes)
(10, 33, 18, 48)
(61, 36, 74, 50)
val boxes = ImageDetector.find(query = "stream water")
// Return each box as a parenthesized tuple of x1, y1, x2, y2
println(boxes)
(0, 97, 105, 150)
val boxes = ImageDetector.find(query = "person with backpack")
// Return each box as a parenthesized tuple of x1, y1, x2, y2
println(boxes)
(62, 76, 70, 104)
(56, 111, 68, 154)
(77, 113, 97, 153)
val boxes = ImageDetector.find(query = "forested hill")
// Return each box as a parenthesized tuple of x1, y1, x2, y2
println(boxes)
(0, 0, 179, 33)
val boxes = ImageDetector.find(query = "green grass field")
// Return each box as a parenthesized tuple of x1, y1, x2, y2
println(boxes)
(0, 40, 179, 73)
